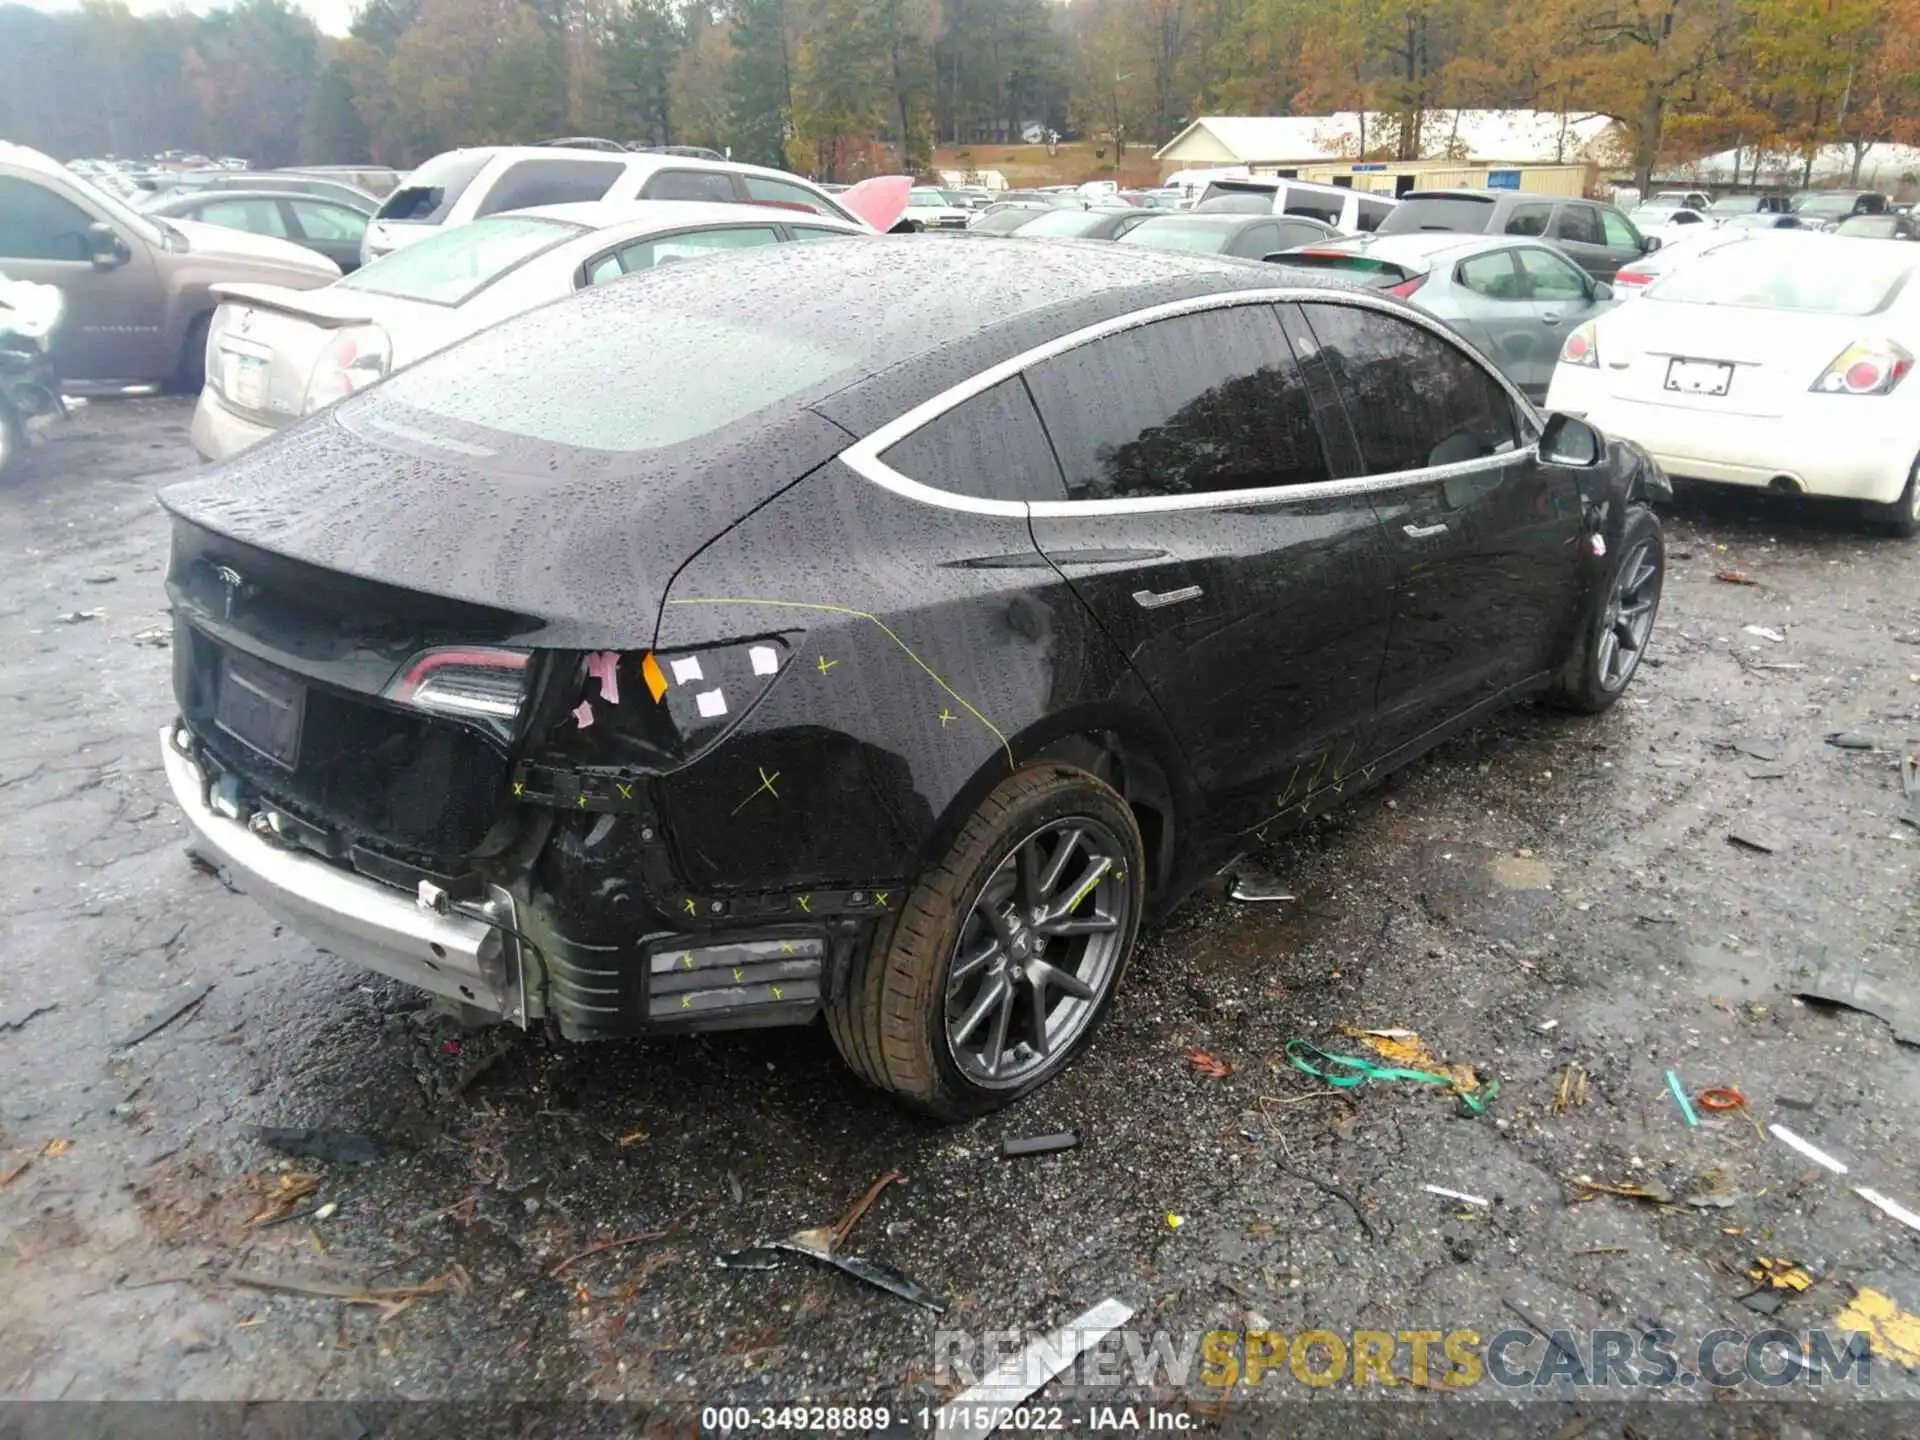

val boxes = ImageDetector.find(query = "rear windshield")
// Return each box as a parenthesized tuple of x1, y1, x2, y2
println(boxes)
(374, 151, 494, 224)
(1271, 251, 1407, 285)
(1195, 192, 1272, 214)
(339, 215, 584, 305)
(1649, 241, 1916, 313)
(1376, 195, 1496, 235)
(1119, 219, 1234, 254)
(1708, 195, 1762, 214)
(360, 301, 859, 453)
(1792, 192, 1867, 217)
(1014, 208, 1113, 238)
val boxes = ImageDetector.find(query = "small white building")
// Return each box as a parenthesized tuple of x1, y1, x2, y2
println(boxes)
(1670, 143, 1920, 195)
(1155, 110, 1619, 171)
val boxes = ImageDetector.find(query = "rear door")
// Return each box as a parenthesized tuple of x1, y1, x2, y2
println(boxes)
(285, 198, 369, 272)
(1550, 202, 1615, 279)
(1451, 247, 1543, 392)
(1514, 243, 1606, 394)
(1597, 207, 1647, 278)
(1026, 302, 1395, 833)
(1299, 300, 1585, 753)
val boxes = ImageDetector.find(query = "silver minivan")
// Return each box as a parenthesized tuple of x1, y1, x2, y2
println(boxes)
(1194, 177, 1396, 235)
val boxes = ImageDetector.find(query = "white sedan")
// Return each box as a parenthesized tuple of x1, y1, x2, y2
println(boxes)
(190, 200, 867, 461)
(1547, 232, 1920, 535)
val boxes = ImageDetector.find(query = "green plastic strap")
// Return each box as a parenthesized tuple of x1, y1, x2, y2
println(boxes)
(1285, 1039, 1499, 1115)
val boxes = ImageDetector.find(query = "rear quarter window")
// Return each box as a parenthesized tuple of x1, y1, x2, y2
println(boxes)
(374, 151, 494, 223)
(474, 158, 626, 217)
(878, 379, 1065, 503)
(643, 170, 740, 203)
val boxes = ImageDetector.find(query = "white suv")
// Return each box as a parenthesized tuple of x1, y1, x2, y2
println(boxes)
(362, 147, 870, 265)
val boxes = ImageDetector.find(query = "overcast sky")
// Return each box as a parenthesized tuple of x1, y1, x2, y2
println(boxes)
(22, 0, 356, 37)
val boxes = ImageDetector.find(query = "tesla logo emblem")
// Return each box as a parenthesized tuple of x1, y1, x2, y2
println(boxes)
(213, 565, 244, 619)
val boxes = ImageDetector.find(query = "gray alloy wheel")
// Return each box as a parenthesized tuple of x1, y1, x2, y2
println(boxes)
(1595, 537, 1660, 693)
(942, 817, 1132, 1089)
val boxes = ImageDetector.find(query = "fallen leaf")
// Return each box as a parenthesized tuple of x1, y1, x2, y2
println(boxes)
(1835, 1287, 1920, 1368)
(1749, 1257, 1814, 1292)
(1715, 570, 1759, 586)
(1186, 1048, 1233, 1079)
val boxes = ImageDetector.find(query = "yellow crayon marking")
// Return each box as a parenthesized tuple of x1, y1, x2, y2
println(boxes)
(816, 655, 837, 674)
(732, 967, 743, 983)
(1274, 765, 1301, 812)
(731, 765, 783, 816)
(577, 793, 588, 808)
(794, 893, 812, 913)
(874, 891, 890, 909)
(771, 986, 784, 1000)
(681, 995, 692, 1009)
(1305, 750, 1329, 796)
(780, 941, 797, 954)
(669, 597, 1012, 769)
(1063, 856, 1114, 914)
(683, 897, 697, 916)
(681, 953, 694, 969)
(616, 782, 633, 800)
(512, 780, 525, 797)
(937, 707, 955, 727)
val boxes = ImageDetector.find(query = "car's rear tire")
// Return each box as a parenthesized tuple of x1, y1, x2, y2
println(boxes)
(1865, 459, 1920, 538)
(825, 763, 1146, 1119)
(1549, 504, 1664, 715)
(0, 407, 22, 481)
(174, 312, 211, 395)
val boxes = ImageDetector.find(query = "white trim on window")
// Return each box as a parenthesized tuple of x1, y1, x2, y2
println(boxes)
(838, 285, 1540, 517)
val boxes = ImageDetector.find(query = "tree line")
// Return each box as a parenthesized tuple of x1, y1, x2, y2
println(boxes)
(1, 0, 1917, 191)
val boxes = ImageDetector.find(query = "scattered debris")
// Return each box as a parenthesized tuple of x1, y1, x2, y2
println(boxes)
(1001, 1130, 1081, 1159)
(1746, 662, 1808, 672)
(1902, 741, 1920, 832)
(228, 1266, 469, 1319)
(716, 1173, 941, 1312)
(1666, 1069, 1700, 1126)
(1796, 953, 1920, 1046)
(1698, 1087, 1746, 1112)
(129, 627, 171, 648)
(1682, 1192, 1742, 1209)
(0, 1158, 32, 1188)
(1825, 731, 1876, 751)
(615, 1128, 649, 1147)
(1775, 1096, 1816, 1112)
(1742, 625, 1785, 643)
(1186, 1047, 1233, 1079)
(938, 1297, 1134, 1432)
(552, 1226, 673, 1276)
(1714, 569, 1759, 586)
(313, 1202, 338, 1222)
(1500, 1299, 1585, 1370)
(1422, 1184, 1490, 1208)
(117, 981, 213, 1049)
(1730, 738, 1781, 762)
(726, 1171, 745, 1203)
(1742, 1289, 1786, 1316)
(1574, 1246, 1628, 1257)
(39, 1138, 73, 1158)
(1746, 766, 1792, 780)
(1726, 828, 1779, 855)
(1164, 1213, 1184, 1230)
(1770, 1124, 1848, 1175)
(1749, 1257, 1814, 1293)
(84, 571, 118, 585)
(1571, 1176, 1673, 1206)
(1228, 865, 1294, 903)
(1554, 1064, 1589, 1112)
(256, 1127, 387, 1165)
(247, 1172, 320, 1226)
(186, 850, 241, 893)
(1855, 1187, 1920, 1237)
(1534, 1019, 1559, 1034)
(1299, 1029, 1495, 1115)
(54, 608, 105, 624)
(1835, 1287, 1920, 1368)
(0, 1001, 56, 1033)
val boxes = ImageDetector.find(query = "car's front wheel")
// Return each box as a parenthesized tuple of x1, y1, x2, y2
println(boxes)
(1549, 504, 1665, 714)
(826, 763, 1145, 1118)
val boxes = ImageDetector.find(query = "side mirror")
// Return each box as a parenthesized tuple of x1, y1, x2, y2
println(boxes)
(1591, 281, 1614, 302)
(1640, 234, 1662, 253)
(1539, 412, 1604, 468)
(86, 222, 129, 269)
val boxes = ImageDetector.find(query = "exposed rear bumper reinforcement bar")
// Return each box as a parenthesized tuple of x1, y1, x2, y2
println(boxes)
(159, 724, 525, 1024)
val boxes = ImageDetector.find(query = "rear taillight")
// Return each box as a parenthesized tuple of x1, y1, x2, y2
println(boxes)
(549, 638, 794, 770)
(302, 323, 391, 414)
(1811, 339, 1913, 395)
(1386, 276, 1425, 298)
(387, 647, 530, 736)
(1560, 322, 1599, 368)
(1614, 269, 1653, 290)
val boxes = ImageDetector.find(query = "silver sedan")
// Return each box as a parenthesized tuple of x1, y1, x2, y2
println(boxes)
(1271, 231, 1617, 400)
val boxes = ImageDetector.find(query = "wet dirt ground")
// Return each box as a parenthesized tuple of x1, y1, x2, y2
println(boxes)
(2, 399, 1918, 1435)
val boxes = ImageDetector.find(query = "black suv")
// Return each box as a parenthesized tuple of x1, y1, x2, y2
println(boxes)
(1377, 190, 1654, 281)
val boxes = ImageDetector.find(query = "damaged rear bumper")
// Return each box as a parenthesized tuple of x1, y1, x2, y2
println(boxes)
(160, 723, 527, 1024)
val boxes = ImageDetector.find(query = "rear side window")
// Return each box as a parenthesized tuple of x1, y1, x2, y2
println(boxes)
(1283, 197, 1341, 225)
(1272, 219, 1332, 251)
(197, 197, 287, 236)
(374, 151, 493, 223)
(615, 226, 781, 271)
(643, 170, 739, 203)
(1026, 305, 1331, 501)
(289, 199, 366, 241)
(1378, 195, 1496, 234)
(879, 379, 1065, 502)
(1457, 251, 1524, 299)
(789, 226, 855, 242)
(340, 215, 585, 305)
(1555, 205, 1603, 246)
(1355, 198, 1392, 233)
(1504, 203, 1552, 236)
(1517, 246, 1588, 300)
(1302, 303, 1516, 474)
(474, 158, 625, 217)
(741, 174, 841, 218)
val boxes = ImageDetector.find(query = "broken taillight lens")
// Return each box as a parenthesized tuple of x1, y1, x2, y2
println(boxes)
(302, 324, 391, 414)
(386, 647, 531, 737)
(551, 638, 793, 770)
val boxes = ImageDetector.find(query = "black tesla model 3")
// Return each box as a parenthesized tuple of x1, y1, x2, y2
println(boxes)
(157, 237, 1669, 1117)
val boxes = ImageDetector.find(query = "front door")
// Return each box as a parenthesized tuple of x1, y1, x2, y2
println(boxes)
(1514, 243, 1607, 394)
(1296, 300, 1586, 756)
(1025, 303, 1396, 834)
(0, 173, 165, 383)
